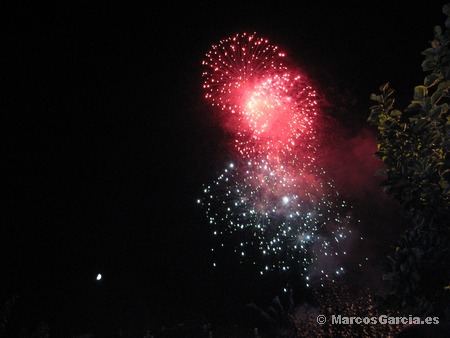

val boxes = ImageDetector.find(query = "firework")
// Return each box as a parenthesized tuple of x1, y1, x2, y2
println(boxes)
(202, 32, 287, 114)
(199, 32, 360, 286)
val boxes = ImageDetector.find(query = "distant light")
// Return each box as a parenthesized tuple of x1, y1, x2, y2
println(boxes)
(96, 273, 102, 281)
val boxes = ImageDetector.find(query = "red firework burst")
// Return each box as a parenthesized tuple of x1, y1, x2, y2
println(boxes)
(202, 32, 318, 159)
(202, 32, 287, 114)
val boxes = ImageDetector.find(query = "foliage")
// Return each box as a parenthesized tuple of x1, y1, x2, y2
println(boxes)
(367, 2, 450, 319)
(31, 322, 50, 338)
(291, 282, 405, 337)
(243, 283, 405, 337)
(243, 288, 296, 337)
(0, 295, 18, 338)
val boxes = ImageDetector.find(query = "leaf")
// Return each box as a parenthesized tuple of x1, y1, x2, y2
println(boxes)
(434, 25, 443, 36)
(424, 73, 441, 87)
(446, 16, 450, 29)
(414, 86, 428, 100)
(439, 177, 449, 190)
(421, 48, 437, 57)
(431, 89, 443, 105)
(437, 80, 450, 91)
(432, 103, 449, 119)
(370, 93, 382, 102)
(390, 110, 402, 118)
(443, 3, 450, 16)
(375, 168, 387, 176)
(380, 82, 390, 92)
(422, 58, 437, 71)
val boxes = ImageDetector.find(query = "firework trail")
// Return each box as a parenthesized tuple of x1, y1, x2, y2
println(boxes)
(199, 32, 360, 286)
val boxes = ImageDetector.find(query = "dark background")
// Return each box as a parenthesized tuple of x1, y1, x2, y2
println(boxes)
(2, 2, 447, 336)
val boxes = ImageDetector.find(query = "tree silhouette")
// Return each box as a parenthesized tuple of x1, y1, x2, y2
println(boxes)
(367, 2, 450, 319)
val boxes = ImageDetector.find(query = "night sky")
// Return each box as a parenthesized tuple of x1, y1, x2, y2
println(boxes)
(3, 2, 447, 336)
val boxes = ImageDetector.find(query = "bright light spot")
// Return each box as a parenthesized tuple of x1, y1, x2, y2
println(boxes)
(96, 273, 102, 281)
